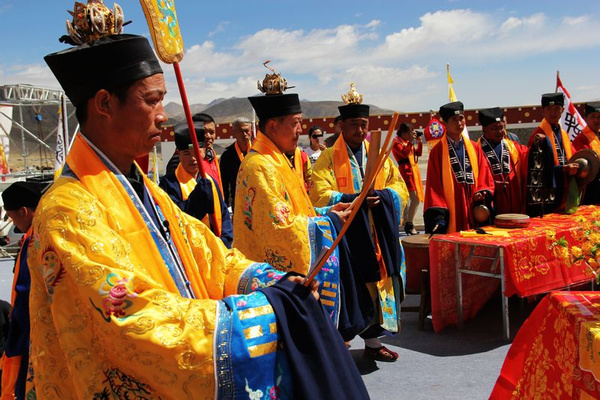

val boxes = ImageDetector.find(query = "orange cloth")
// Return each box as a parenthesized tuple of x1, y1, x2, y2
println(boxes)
(539, 118, 574, 164)
(332, 135, 386, 193)
(440, 132, 480, 233)
(174, 163, 223, 238)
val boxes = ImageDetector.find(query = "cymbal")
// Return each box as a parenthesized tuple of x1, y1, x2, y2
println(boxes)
(568, 149, 600, 186)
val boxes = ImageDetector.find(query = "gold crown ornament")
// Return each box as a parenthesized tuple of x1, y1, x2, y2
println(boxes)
(341, 82, 364, 105)
(65, 0, 124, 45)
(257, 60, 294, 95)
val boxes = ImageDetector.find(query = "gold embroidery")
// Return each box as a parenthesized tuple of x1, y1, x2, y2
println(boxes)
(321, 289, 336, 298)
(332, 283, 338, 289)
(248, 341, 277, 358)
(238, 305, 273, 320)
(244, 325, 263, 340)
(269, 323, 277, 334)
(321, 299, 335, 307)
(155, 324, 185, 347)
(123, 316, 155, 335)
(323, 281, 331, 288)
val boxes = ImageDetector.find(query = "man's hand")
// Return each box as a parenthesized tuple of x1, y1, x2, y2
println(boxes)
(287, 275, 320, 300)
(473, 191, 484, 202)
(563, 163, 579, 176)
(331, 202, 351, 212)
(533, 133, 546, 144)
(319, 143, 327, 151)
(366, 195, 380, 208)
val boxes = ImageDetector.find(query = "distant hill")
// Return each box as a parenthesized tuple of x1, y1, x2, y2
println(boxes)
(163, 97, 395, 124)
(2, 95, 392, 169)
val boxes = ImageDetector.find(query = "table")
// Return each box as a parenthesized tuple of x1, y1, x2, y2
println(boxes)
(490, 292, 600, 399)
(429, 205, 599, 338)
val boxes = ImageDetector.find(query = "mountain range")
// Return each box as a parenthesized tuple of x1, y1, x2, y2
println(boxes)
(163, 97, 394, 124)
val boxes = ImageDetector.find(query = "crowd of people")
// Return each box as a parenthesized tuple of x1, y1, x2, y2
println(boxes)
(1, 5, 600, 399)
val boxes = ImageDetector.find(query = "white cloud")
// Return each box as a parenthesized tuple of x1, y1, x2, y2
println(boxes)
(208, 21, 230, 37)
(4, 10, 600, 111)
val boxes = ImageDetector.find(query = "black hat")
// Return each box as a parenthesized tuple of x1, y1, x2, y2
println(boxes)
(2, 182, 42, 211)
(439, 101, 464, 122)
(44, 34, 163, 107)
(174, 122, 205, 151)
(338, 104, 370, 121)
(541, 93, 564, 107)
(478, 107, 504, 127)
(585, 102, 600, 116)
(248, 93, 302, 121)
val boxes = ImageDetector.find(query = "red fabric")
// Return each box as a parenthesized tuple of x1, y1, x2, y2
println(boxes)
(486, 141, 529, 214)
(391, 138, 422, 191)
(490, 292, 600, 399)
(200, 156, 222, 191)
(135, 155, 149, 174)
(573, 127, 599, 152)
(424, 140, 495, 232)
(430, 205, 598, 332)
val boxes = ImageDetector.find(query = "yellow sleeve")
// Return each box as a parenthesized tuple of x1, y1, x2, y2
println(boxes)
(233, 155, 312, 275)
(26, 178, 247, 397)
(309, 148, 338, 207)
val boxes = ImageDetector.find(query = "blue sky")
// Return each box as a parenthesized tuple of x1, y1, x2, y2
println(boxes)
(1, 1, 599, 112)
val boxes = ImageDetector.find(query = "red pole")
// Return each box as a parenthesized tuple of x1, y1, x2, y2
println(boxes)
(173, 62, 221, 234)
(173, 62, 205, 176)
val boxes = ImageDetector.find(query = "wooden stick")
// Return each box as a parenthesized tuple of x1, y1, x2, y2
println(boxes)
(304, 112, 399, 286)
(363, 129, 381, 185)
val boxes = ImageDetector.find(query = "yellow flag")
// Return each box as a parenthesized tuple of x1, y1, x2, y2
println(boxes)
(447, 63, 457, 102)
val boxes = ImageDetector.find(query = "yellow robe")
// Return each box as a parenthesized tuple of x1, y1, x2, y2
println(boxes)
(28, 135, 279, 399)
(310, 142, 409, 208)
(233, 134, 317, 275)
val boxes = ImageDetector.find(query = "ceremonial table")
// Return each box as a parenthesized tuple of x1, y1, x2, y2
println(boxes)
(490, 292, 600, 399)
(430, 205, 599, 339)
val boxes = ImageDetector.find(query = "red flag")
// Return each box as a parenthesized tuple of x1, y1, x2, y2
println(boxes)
(556, 72, 587, 141)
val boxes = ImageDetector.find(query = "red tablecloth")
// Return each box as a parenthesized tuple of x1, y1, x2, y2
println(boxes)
(490, 292, 600, 399)
(430, 206, 598, 332)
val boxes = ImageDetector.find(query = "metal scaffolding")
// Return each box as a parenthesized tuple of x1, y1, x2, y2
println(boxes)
(0, 84, 76, 177)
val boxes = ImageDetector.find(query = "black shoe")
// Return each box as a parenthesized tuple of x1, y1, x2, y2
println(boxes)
(404, 222, 418, 235)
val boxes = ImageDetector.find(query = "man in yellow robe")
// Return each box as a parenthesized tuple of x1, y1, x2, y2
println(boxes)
(310, 84, 409, 362)
(233, 68, 348, 321)
(28, 11, 369, 399)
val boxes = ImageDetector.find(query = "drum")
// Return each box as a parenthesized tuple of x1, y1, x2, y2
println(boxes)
(401, 234, 431, 294)
(494, 213, 530, 229)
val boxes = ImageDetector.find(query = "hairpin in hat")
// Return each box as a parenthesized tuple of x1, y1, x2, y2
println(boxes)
(257, 60, 295, 95)
(62, 0, 126, 45)
(341, 82, 364, 105)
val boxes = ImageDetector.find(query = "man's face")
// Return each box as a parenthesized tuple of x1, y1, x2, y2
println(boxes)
(234, 123, 252, 144)
(269, 113, 303, 154)
(334, 120, 342, 134)
(107, 74, 167, 159)
(341, 117, 369, 148)
(586, 112, 600, 133)
(6, 208, 31, 233)
(203, 121, 216, 149)
(179, 148, 204, 176)
(542, 105, 564, 125)
(482, 122, 505, 145)
(444, 114, 465, 137)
